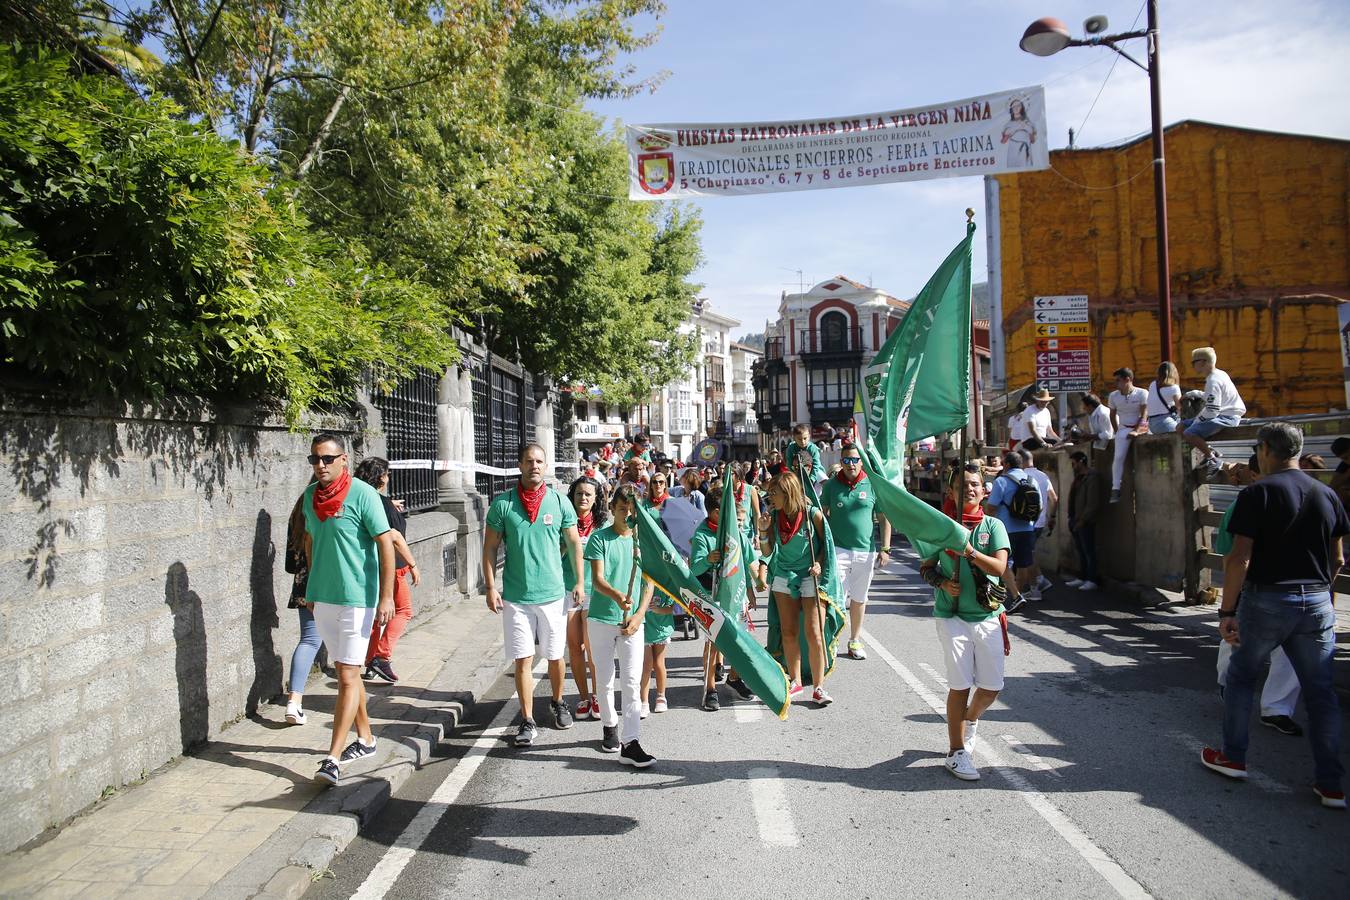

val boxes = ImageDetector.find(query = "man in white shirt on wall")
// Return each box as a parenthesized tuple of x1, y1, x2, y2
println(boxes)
(1107, 367, 1150, 503)
(1081, 392, 1114, 450)
(1021, 387, 1060, 450)
(1181, 346, 1247, 478)
(1007, 406, 1031, 450)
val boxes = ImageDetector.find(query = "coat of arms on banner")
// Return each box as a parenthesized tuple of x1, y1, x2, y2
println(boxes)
(636, 131, 675, 195)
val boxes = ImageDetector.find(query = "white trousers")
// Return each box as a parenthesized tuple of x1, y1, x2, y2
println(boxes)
(1216, 642, 1301, 717)
(589, 620, 643, 744)
(1111, 429, 1136, 491)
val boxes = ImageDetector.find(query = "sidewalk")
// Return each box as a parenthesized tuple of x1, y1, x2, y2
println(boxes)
(0, 597, 506, 900)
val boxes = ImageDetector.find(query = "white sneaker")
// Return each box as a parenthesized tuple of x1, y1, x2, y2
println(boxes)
(1024, 588, 1041, 602)
(640, 701, 650, 719)
(1036, 576, 1052, 592)
(1064, 578, 1084, 588)
(1078, 580, 1099, 591)
(653, 695, 668, 714)
(946, 748, 980, 781)
(962, 719, 979, 753)
(285, 703, 306, 725)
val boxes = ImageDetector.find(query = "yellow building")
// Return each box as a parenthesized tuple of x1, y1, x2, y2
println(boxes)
(992, 120, 1350, 416)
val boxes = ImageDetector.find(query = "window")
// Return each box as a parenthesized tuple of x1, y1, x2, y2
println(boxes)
(597, 402, 608, 422)
(772, 374, 790, 408)
(808, 367, 858, 406)
(820, 310, 849, 352)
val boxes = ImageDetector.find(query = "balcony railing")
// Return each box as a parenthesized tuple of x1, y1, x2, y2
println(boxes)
(798, 326, 865, 355)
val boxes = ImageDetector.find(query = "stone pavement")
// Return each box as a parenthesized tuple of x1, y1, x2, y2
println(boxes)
(0, 597, 506, 900)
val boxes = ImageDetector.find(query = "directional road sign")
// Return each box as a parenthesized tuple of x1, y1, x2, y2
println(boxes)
(1035, 350, 1090, 365)
(1036, 365, 1092, 379)
(1035, 337, 1090, 352)
(1034, 295, 1089, 311)
(1041, 378, 1092, 392)
(1035, 323, 1091, 337)
(1034, 309, 1089, 325)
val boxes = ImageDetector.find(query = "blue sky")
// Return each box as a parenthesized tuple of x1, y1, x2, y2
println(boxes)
(588, 0, 1350, 339)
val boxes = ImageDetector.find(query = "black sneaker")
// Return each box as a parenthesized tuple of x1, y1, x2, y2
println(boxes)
(702, 689, 720, 712)
(551, 700, 574, 730)
(600, 725, 620, 753)
(1261, 715, 1304, 736)
(714, 662, 726, 683)
(339, 737, 377, 763)
(515, 719, 538, 747)
(368, 657, 398, 683)
(620, 740, 656, 768)
(315, 757, 340, 786)
(726, 676, 753, 701)
(1004, 593, 1028, 614)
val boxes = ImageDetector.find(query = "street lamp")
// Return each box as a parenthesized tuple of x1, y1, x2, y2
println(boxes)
(1019, 2, 1173, 362)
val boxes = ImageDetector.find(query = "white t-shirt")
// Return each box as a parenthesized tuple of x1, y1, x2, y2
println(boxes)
(1008, 410, 1031, 442)
(1109, 386, 1149, 429)
(1025, 466, 1055, 529)
(1087, 404, 1114, 449)
(1146, 381, 1183, 417)
(1026, 405, 1053, 440)
(1200, 368, 1247, 420)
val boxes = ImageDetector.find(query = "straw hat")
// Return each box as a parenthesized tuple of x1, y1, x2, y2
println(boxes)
(1031, 387, 1054, 402)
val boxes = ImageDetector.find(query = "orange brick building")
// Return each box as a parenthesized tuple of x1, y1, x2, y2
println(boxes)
(992, 121, 1350, 417)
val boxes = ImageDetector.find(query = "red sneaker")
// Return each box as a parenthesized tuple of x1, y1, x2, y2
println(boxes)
(576, 697, 593, 719)
(1201, 747, 1248, 780)
(1314, 787, 1347, 809)
(587, 696, 601, 720)
(788, 682, 804, 698)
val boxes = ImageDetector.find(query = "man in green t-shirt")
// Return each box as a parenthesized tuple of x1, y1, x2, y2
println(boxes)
(821, 443, 892, 662)
(919, 466, 1011, 784)
(483, 443, 586, 747)
(301, 434, 395, 787)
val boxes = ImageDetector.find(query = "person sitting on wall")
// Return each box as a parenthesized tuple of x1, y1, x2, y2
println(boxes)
(1180, 347, 1246, 479)
(1019, 388, 1060, 451)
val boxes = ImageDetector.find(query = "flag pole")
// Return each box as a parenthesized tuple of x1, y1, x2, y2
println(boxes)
(966, 208, 984, 449)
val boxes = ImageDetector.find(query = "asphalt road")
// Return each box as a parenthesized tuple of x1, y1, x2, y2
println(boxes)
(310, 552, 1350, 900)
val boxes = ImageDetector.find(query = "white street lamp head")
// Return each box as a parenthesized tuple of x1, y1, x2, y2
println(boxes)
(1020, 17, 1072, 56)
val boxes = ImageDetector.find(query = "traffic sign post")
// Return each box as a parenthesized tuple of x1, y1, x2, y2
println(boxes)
(1032, 295, 1093, 395)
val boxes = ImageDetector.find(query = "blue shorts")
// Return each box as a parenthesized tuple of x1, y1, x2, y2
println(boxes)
(1007, 530, 1036, 570)
(1182, 415, 1241, 439)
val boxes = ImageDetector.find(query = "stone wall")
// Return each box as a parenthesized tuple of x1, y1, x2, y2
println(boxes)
(0, 392, 461, 853)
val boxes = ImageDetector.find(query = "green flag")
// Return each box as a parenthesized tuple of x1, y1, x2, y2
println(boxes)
(854, 223, 977, 557)
(634, 502, 791, 719)
(765, 476, 846, 686)
(713, 473, 750, 618)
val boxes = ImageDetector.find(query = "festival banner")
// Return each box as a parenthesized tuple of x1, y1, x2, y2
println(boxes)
(627, 86, 1048, 200)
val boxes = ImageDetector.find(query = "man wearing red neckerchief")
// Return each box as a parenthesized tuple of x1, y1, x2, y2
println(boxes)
(483, 444, 586, 747)
(821, 444, 891, 661)
(301, 434, 395, 788)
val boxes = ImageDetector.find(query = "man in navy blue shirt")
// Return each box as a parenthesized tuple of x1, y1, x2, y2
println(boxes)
(1201, 423, 1349, 808)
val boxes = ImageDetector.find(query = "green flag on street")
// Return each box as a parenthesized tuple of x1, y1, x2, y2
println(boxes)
(853, 222, 977, 557)
(765, 476, 846, 686)
(634, 502, 791, 720)
(713, 472, 750, 619)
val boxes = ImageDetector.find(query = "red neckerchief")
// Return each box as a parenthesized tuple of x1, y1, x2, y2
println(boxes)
(734, 482, 746, 503)
(649, 489, 668, 506)
(706, 516, 719, 534)
(777, 510, 804, 544)
(576, 511, 595, 539)
(946, 503, 985, 558)
(517, 480, 547, 524)
(313, 469, 351, 522)
(836, 468, 866, 489)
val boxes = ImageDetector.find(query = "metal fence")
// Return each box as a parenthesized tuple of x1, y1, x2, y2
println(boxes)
(371, 369, 440, 512)
(471, 355, 531, 500)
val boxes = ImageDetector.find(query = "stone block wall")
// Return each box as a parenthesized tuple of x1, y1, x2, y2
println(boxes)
(0, 392, 461, 853)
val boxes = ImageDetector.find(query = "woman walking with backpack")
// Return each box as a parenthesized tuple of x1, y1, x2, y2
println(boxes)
(984, 451, 1038, 612)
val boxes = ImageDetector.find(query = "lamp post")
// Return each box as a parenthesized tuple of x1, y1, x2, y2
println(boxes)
(1020, 1, 1173, 362)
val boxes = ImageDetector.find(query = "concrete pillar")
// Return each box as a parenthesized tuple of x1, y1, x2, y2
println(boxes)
(437, 340, 487, 596)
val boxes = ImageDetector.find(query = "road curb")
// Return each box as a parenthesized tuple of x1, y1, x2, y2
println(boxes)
(204, 601, 507, 900)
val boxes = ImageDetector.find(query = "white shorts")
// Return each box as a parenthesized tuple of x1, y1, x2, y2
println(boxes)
(503, 597, 567, 662)
(934, 616, 1005, 692)
(835, 548, 877, 604)
(312, 602, 376, 666)
(770, 575, 818, 598)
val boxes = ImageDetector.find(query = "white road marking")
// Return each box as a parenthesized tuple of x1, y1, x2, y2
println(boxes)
(734, 705, 766, 723)
(917, 661, 948, 688)
(1166, 730, 1293, 794)
(746, 766, 800, 848)
(350, 663, 541, 900)
(1001, 734, 1065, 779)
(860, 629, 1151, 900)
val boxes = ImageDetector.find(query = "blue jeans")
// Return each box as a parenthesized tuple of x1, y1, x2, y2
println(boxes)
(1071, 523, 1098, 583)
(1223, 585, 1343, 791)
(1182, 415, 1241, 439)
(1147, 413, 1178, 434)
(288, 604, 322, 694)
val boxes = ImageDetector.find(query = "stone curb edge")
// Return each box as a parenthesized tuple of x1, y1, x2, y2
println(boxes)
(206, 603, 507, 900)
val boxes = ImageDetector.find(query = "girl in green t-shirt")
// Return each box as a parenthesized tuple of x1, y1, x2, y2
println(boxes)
(583, 486, 656, 767)
(564, 477, 605, 722)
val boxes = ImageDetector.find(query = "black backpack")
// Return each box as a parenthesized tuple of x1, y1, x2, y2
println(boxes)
(1002, 473, 1042, 523)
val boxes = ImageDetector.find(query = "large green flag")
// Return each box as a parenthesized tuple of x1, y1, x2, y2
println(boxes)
(712, 474, 750, 618)
(764, 476, 846, 686)
(853, 223, 977, 557)
(634, 502, 791, 719)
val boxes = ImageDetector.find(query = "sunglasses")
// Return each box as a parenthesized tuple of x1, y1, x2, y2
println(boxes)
(842, 457, 862, 463)
(308, 453, 343, 465)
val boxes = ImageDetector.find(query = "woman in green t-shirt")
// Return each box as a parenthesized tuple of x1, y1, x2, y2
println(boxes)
(584, 486, 657, 768)
(564, 477, 605, 722)
(919, 465, 1011, 784)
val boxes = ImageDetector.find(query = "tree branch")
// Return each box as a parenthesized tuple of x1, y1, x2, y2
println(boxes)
(243, 7, 285, 153)
(295, 84, 351, 180)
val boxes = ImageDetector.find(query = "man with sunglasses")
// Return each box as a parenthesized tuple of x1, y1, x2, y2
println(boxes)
(821, 443, 891, 660)
(300, 434, 396, 787)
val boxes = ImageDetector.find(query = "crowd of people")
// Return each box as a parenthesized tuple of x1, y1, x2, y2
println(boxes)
(278, 379, 1347, 805)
